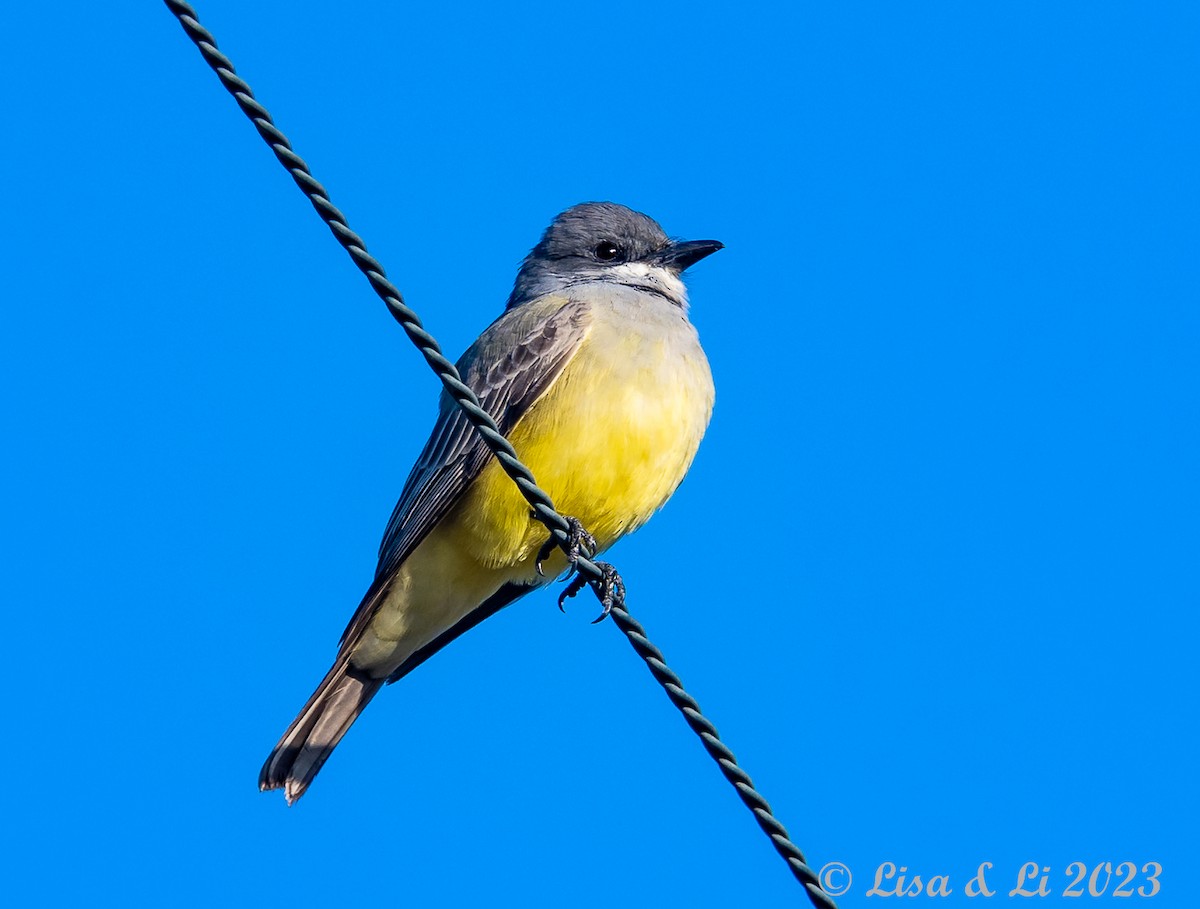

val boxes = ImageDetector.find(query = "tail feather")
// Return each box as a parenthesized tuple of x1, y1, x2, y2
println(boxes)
(259, 657, 384, 804)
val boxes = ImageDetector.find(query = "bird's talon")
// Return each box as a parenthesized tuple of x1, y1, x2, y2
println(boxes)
(540, 515, 594, 583)
(563, 517, 597, 563)
(535, 535, 556, 577)
(542, 518, 622, 621)
(589, 563, 625, 623)
(557, 573, 588, 611)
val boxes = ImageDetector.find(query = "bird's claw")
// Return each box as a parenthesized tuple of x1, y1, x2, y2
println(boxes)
(557, 561, 625, 624)
(535, 517, 622, 621)
(536, 516, 596, 579)
(556, 572, 589, 611)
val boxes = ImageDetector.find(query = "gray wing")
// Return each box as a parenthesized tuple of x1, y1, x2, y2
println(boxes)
(337, 296, 591, 648)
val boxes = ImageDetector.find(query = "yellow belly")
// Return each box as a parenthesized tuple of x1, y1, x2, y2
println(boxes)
(353, 294, 714, 673)
(452, 304, 714, 575)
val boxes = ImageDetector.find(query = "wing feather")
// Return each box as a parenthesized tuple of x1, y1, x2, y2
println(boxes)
(337, 296, 591, 650)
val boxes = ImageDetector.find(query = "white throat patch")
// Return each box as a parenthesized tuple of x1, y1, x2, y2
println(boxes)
(606, 261, 689, 308)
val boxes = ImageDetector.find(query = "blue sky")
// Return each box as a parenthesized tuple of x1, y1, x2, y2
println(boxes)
(2, 2, 1195, 905)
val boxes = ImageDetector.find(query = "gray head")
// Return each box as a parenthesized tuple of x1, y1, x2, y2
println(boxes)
(507, 202, 722, 310)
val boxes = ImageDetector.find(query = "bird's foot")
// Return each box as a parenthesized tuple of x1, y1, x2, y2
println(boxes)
(533, 516, 624, 622)
(536, 515, 596, 581)
(558, 561, 626, 624)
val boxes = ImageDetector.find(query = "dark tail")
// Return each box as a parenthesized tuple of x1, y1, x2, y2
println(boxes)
(259, 657, 384, 804)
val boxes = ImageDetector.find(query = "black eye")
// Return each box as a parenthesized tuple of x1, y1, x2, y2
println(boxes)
(594, 240, 621, 261)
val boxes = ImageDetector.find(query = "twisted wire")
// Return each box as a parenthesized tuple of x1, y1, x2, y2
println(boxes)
(162, 0, 588, 577)
(609, 604, 836, 906)
(163, 4, 835, 905)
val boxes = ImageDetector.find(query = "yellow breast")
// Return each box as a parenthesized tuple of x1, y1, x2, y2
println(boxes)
(453, 295, 714, 574)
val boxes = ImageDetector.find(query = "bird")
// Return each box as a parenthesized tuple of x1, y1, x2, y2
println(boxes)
(259, 202, 722, 803)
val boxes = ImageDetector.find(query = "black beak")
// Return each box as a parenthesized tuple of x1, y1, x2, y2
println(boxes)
(652, 239, 724, 272)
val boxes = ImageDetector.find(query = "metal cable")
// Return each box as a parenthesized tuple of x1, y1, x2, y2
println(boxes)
(162, 3, 835, 905)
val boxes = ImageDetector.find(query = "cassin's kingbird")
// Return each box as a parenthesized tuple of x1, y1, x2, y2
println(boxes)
(260, 202, 721, 802)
